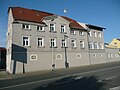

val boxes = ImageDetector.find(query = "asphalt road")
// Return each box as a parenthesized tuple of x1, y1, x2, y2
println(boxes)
(0, 62, 120, 90)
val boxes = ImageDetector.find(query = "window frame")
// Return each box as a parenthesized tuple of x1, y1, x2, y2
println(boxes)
(61, 25, 66, 33)
(61, 39, 67, 48)
(70, 30, 76, 35)
(50, 38, 57, 48)
(22, 36, 30, 46)
(37, 37, 44, 47)
(71, 39, 76, 48)
(80, 40, 85, 49)
(36, 26, 44, 31)
(22, 24, 31, 30)
(50, 23, 55, 32)
(79, 31, 84, 36)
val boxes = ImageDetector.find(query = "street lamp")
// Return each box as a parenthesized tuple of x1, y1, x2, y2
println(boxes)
(64, 35, 69, 68)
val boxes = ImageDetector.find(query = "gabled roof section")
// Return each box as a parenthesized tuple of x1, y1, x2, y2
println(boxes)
(10, 7, 53, 24)
(9, 7, 85, 29)
(62, 16, 84, 30)
(86, 24, 106, 31)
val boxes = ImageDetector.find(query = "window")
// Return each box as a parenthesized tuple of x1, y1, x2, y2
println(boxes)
(22, 36, 30, 46)
(61, 25, 66, 33)
(36, 26, 44, 31)
(38, 37, 44, 47)
(99, 43, 103, 49)
(71, 39, 76, 48)
(22, 24, 30, 29)
(50, 38, 56, 47)
(50, 24, 55, 32)
(93, 31, 97, 37)
(94, 42, 99, 49)
(89, 42, 94, 49)
(80, 41, 85, 49)
(70, 30, 75, 35)
(98, 32, 101, 38)
(61, 39, 66, 47)
(88, 31, 92, 37)
(79, 31, 84, 36)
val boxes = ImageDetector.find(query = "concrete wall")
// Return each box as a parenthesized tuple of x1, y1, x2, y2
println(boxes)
(105, 48, 120, 62)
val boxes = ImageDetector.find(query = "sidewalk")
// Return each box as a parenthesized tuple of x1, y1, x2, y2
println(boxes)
(0, 61, 120, 81)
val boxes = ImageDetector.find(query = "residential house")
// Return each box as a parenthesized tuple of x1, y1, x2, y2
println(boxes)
(107, 38, 120, 48)
(6, 7, 120, 74)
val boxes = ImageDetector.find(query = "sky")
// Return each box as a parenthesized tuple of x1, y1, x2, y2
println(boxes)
(0, 0, 120, 47)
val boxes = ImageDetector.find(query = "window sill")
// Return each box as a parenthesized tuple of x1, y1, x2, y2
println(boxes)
(37, 46, 45, 48)
(50, 46, 58, 48)
(61, 46, 68, 48)
(60, 32, 67, 34)
(22, 28, 31, 30)
(37, 30, 45, 32)
(50, 31, 57, 33)
(72, 47, 77, 49)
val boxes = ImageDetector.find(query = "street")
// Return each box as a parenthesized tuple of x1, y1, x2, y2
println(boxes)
(0, 62, 120, 90)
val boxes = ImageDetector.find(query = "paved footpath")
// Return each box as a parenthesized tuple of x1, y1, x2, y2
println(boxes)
(0, 61, 120, 81)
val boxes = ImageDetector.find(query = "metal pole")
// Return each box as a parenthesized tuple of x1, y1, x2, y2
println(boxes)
(64, 35, 69, 68)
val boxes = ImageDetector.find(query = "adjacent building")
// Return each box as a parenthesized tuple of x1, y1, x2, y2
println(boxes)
(107, 38, 120, 48)
(6, 7, 120, 74)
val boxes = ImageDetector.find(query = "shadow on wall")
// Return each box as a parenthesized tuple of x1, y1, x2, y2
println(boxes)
(12, 44, 27, 74)
(35, 76, 105, 90)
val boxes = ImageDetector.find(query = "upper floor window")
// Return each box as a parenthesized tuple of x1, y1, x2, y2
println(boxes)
(88, 31, 92, 37)
(93, 31, 97, 37)
(38, 37, 44, 47)
(98, 32, 101, 38)
(50, 38, 56, 47)
(22, 24, 30, 29)
(61, 25, 66, 33)
(70, 30, 75, 35)
(71, 39, 76, 48)
(36, 26, 44, 31)
(80, 40, 85, 49)
(22, 36, 30, 46)
(94, 42, 99, 49)
(99, 43, 103, 49)
(79, 31, 84, 36)
(89, 42, 94, 49)
(50, 23, 55, 32)
(61, 39, 66, 47)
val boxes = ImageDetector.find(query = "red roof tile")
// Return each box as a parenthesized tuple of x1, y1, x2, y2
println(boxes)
(11, 7, 53, 24)
(10, 7, 84, 29)
(62, 16, 84, 29)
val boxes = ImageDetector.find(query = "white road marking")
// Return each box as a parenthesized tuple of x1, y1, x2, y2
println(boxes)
(98, 76, 117, 82)
(109, 86, 120, 90)
(105, 76, 117, 81)
(0, 65, 120, 89)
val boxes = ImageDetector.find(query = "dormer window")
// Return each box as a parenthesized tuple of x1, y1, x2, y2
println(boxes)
(22, 24, 30, 30)
(36, 26, 44, 31)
